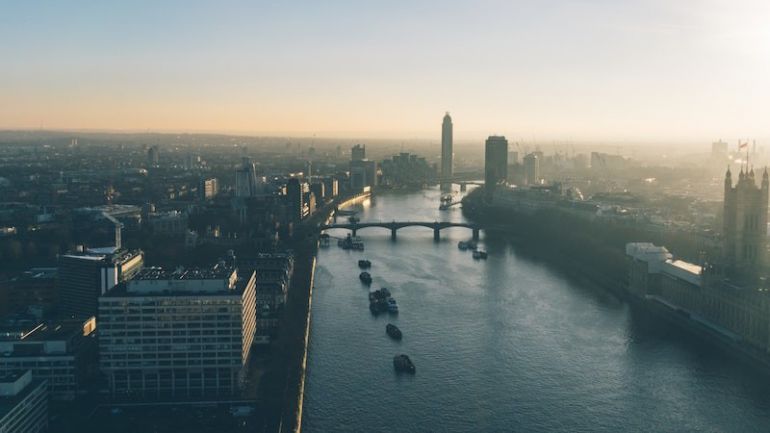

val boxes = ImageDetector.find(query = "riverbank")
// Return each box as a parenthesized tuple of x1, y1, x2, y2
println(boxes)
(462, 187, 770, 377)
(255, 190, 372, 433)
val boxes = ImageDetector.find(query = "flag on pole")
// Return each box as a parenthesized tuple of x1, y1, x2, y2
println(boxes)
(739, 141, 749, 149)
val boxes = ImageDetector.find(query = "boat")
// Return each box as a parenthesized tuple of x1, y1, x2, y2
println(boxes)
(369, 302, 380, 314)
(339, 234, 365, 251)
(358, 259, 371, 269)
(387, 298, 398, 314)
(369, 298, 389, 315)
(393, 354, 416, 374)
(359, 271, 372, 285)
(368, 288, 393, 315)
(458, 241, 468, 251)
(386, 324, 402, 340)
(368, 288, 390, 302)
(472, 250, 488, 260)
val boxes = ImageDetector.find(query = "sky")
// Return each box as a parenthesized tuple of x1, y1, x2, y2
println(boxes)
(1, 0, 769, 143)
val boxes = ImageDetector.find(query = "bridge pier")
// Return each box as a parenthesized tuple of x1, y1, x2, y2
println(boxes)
(472, 228, 480, 241)
(391, 228, 397, 241)
(352, 228, 357, 237)
(434, 227, 440, 242)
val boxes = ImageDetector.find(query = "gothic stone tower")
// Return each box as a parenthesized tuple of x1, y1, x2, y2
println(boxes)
(723, 167, 769, 278)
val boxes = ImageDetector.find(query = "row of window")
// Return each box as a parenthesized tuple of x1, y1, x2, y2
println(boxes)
(103, 358, 241, 367)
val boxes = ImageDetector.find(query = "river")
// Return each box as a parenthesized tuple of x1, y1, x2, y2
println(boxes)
(302, 187, 770, 433)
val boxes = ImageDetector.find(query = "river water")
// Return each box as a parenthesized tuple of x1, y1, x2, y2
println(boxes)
(302, 187, 770, 433)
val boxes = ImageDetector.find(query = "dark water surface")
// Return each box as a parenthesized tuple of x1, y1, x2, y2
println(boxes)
(302, 187, 770, 433)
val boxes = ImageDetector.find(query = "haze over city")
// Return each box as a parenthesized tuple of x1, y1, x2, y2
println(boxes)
(5, 2, 770, 433)
(3, 0, 770, 142)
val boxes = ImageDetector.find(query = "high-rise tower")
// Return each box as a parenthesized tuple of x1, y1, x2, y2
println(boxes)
(484, 136, 508, 201)
(441, 113, 453, 192)
(723, 166, 769, 278)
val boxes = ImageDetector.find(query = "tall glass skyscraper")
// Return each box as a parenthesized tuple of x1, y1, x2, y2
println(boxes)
(484, 135, 508, 200)
(441, 112, 453, 192)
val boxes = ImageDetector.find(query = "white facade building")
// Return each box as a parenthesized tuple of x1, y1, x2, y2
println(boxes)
(98, 265, 256, 399)
(0, 371, 48, 433)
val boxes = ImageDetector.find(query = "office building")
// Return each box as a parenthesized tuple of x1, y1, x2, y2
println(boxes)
(711, 139, 728, 160)
(98, 265, 256, 399)
(723, 167, 769, 278)
(147, 211, 188, 235)
(0, 318, 97, 400)
(590, 152, 628, 171)
(321, 177, 339, 198)
(59, 249, 144, 320)
(349, 143, 376, 192)
(441, 113, 453, 191)
(286, 178, 303, 222)
(380, 152, 435, 187)
(239, 253, 294, 344)
(523, 153, 540, 186)
(0, 371, 48, 433)
(351, 144, 366, 162)
(147, 146, 159, 168)
(200, 177, 219, 200)
(235, 158, 260, 198)
(2, 268, 57, 316)
(310, 182, 325, 202)
(509, 151, 519, 166)
(484, 136, 508, 199)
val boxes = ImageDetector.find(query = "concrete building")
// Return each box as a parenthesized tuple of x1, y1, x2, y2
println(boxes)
(321, 177, 339, 198)
(98, 265, 256, 399)
(147, 146, 159, 168)
(286, 178, 303, 222)
(590, 152, 629, 171)
(2, 268, 57, 316)
(523, 153, 540, 186)
(148, 211, 188, 235)
(58, 249, 144, 320)
(0, 371, 48, 433)
(351, 144, 366, 162)
(0, 318, 97, 400)
(484, 136, 508, 200)
(712, 139, 728, 160)
(310, 182, 325, 203)
(722, 167, 769, 278)
(380, 152, 435, 188)
(441, 113, 453, 191)
(200, 177, 219, 200)
(350, 160, 376, 192)
(239, 253, 294, 344)
(234, 158, 259, 198)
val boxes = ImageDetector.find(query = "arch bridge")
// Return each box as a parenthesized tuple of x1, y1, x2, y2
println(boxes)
(319, 220, 480, 241)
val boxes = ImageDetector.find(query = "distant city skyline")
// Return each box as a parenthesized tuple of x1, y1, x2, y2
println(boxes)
(2, 1, 770, 142)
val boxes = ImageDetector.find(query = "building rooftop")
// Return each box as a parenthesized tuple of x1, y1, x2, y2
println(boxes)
(0, 371, 44, 420)
(106, 266, 252, 297)
(668, 259, 702, 275)
(14, 267, 57, 281)
(0, 318, 93, 344)
(133, 264, 234, 281)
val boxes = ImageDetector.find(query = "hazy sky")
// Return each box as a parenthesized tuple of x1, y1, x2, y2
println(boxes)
(1, 0, 769, 142)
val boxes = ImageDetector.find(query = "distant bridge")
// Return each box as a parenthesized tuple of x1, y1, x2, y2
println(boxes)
(437, 178, 484, 186)
(436, 177, 484, 192)
(319, 220, 480, 241)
